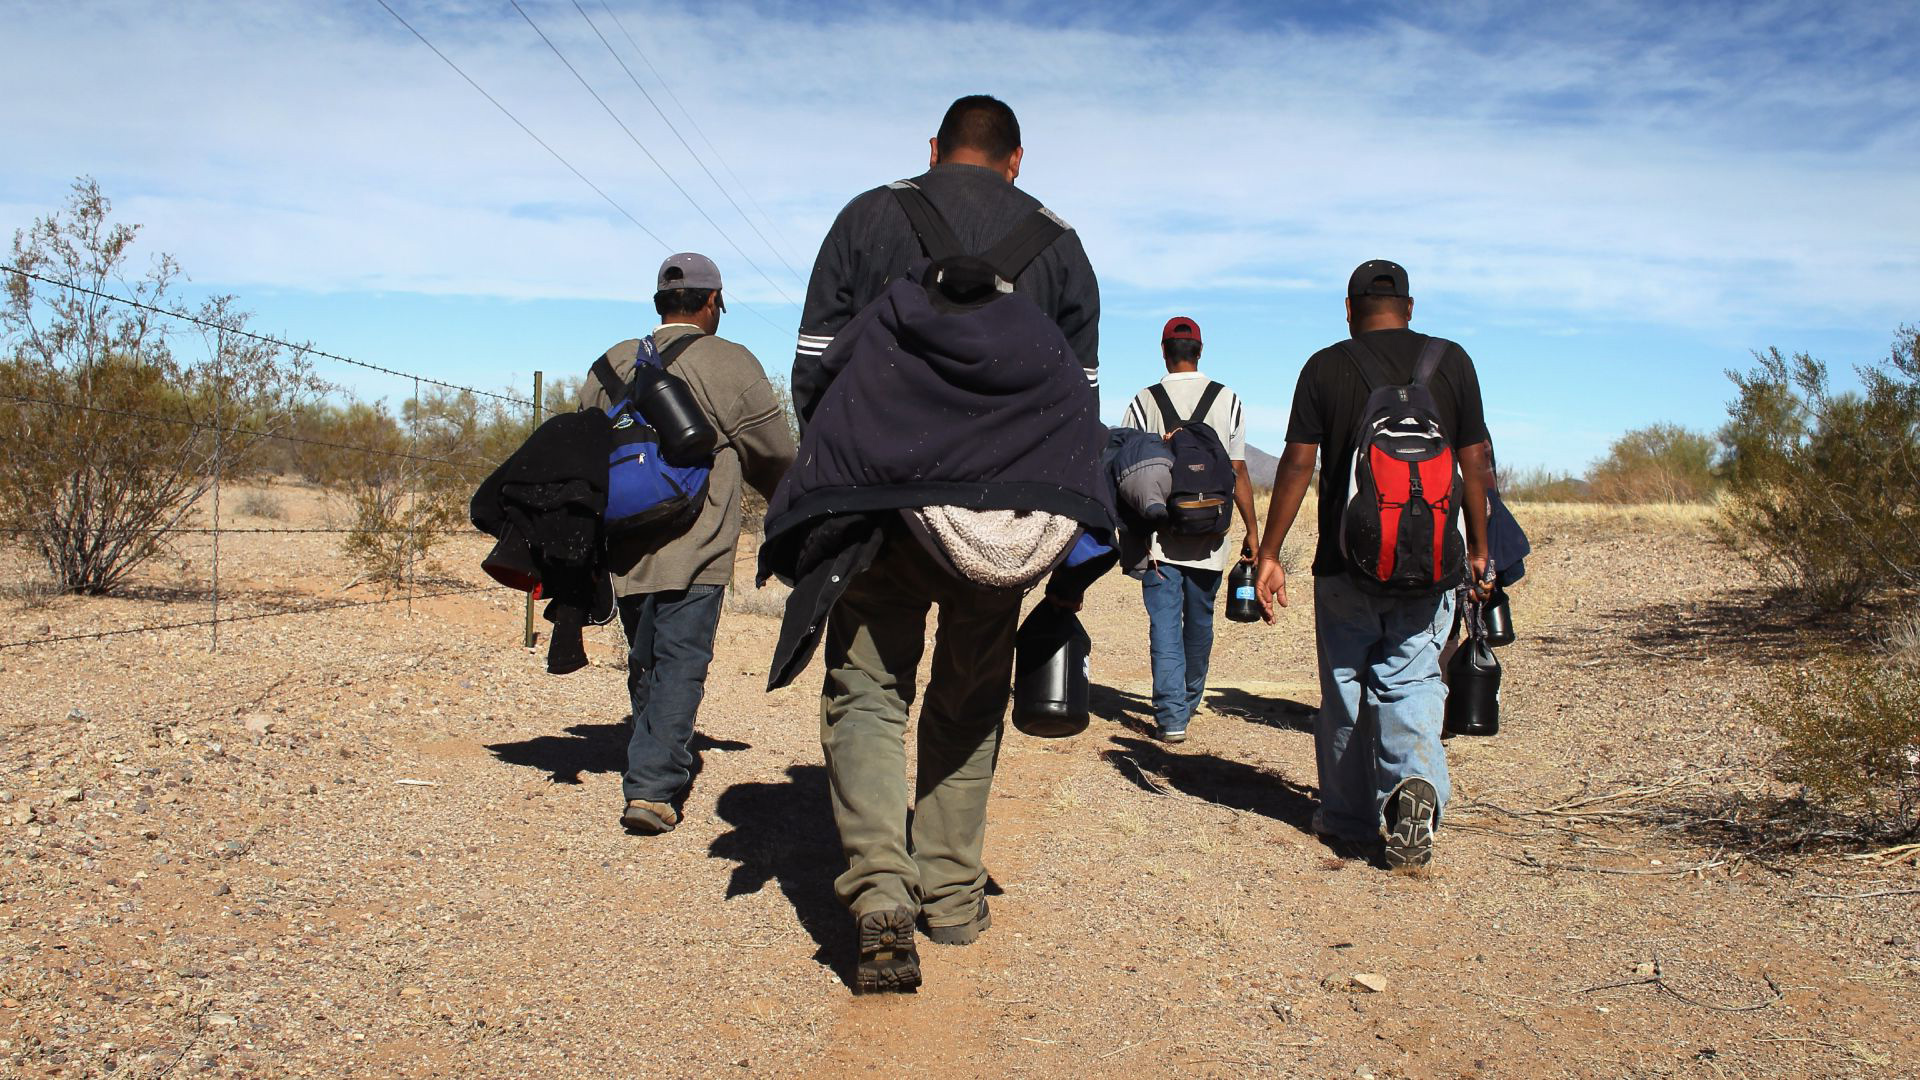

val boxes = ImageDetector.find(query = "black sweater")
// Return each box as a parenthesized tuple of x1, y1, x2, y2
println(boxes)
(793, 163, 1101, 420)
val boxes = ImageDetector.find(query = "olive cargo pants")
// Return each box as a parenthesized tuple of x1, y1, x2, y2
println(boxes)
(819, 536, 1021, 929)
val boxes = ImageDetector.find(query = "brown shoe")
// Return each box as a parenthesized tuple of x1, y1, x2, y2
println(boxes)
(854, 906, 921, 994)
(620, 799, 679, 834)
(923, 897, 991, 946)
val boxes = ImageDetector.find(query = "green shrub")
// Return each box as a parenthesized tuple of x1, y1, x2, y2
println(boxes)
(1498, 465, 1590, 502)
(1586, 423, 1718, 504)
(1749, 652, 1920, 840)
(1718, 331, 1920, 608)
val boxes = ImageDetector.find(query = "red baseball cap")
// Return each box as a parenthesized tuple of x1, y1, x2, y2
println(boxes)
(1161, 316, 1202, 344)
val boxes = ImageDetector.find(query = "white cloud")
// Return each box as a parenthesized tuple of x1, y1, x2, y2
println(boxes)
(5, 0, 1916, 337)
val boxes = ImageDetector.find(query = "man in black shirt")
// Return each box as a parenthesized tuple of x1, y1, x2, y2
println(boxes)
(1253, 260, 1491, 869)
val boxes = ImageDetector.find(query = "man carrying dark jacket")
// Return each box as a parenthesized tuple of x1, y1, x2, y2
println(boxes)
(790, 95, 1102, 992)
(577, 253, 796, 835)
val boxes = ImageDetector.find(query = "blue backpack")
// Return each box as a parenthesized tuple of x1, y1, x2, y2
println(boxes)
(591, 335, 711, 537)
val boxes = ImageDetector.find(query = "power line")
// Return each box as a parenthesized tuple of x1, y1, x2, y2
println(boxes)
(509, 1, 800, 323)
(598, 2, 812, 272)
(574, 0, 807, 287)
(2, 265, 536, 410)
(0, 584, 491, 652)
(371, 0, 672, 252)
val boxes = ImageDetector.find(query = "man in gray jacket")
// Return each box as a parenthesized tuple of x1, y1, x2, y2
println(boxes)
(794, 95, 1101, 993)
(578, 253, 796, 835)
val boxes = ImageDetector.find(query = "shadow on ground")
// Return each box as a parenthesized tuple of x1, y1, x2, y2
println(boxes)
(1535, 587, 1870, 665)
(1090, 682, 1153, 728)
(708, 764, 856, 988)
(486, 721, 749, 790)
(1207, 686, 1317, 733)
(1102, 736, 1317, 833)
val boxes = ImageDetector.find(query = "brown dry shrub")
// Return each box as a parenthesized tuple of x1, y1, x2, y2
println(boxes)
(1748, 652, 1920, 840)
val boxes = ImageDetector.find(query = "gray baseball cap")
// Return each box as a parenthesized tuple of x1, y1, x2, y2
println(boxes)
(656, 252, 723, 292)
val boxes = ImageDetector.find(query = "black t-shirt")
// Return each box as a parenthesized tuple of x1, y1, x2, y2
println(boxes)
(1283, 328, 1490, 576)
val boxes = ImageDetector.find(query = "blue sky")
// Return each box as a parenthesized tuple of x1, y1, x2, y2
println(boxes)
(5, 0, 1917, 472)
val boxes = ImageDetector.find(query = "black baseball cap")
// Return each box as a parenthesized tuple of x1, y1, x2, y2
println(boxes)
(1348, 259, 1410, 298)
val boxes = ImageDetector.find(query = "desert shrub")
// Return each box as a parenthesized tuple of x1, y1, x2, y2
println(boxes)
(1586, 423, 1718, 503)
(235, 488, 287, 520)
(0, 178, 319, 594)
(1718, 332, 1920, 608)
(1749, 652, 1920, 840)
(1498, 466, 1590, 502)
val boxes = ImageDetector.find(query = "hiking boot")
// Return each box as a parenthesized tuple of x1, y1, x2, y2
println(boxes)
(923, 897, 991, 946)
(620, 799, 679, 834)
(1382, 778, 1438, 869)
(855, 906, 921, 993)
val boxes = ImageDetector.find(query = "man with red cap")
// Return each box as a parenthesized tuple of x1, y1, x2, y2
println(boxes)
(1120, 316, 1258, 742)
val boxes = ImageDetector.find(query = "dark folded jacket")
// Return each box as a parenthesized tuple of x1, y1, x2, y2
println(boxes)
(470, 409, 615, 674)
(759, 271, 1114, 688)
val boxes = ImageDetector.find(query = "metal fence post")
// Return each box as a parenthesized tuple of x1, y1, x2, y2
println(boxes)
(523, 370, 542, 648)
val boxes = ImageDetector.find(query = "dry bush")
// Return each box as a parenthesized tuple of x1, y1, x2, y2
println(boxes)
(1498, 465, 1589, 502)
(1587, 423, 1718, 504)
(1718, 333, 1920, 609)
(235, 488, 287, 520)
(1749, 652, 1920, 840)
(0, 178, 319, 594)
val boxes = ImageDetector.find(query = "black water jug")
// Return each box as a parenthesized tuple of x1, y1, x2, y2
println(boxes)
(1443, 621, 1500, 737)
(1225, 559, 1261, 623)
(1482, 586, 1514, 647)
(1012, 604, 1090, 738)
(630, 364, 718, 467)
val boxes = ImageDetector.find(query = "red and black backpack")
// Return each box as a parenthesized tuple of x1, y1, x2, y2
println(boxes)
(1338, 336, 1465, 593)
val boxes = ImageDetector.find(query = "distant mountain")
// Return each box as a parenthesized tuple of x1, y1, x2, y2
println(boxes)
(1244, 444, 1280, 488)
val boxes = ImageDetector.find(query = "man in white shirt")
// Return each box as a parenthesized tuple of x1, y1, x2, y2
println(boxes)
(1121, 317, 1259, 742)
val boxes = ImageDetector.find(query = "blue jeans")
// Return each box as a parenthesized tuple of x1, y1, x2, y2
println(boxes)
(617, 584, 725, 803)
(1141, 563, 1222, 732)
(1312, 573, 1454, 839)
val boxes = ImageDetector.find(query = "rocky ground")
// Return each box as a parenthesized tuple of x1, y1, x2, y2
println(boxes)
(0, 485, 1914, 1078)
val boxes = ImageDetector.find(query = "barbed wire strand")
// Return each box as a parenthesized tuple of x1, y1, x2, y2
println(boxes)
(0, 390, 492, 473)
(1, 264, 536, 410)
(509, 1, 797, 333)
(0, 584, 494, 652)
(598, 1, 811, 271)
(573, 0, 807, 287)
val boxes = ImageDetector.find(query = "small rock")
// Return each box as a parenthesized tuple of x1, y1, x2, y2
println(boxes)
(57, 788, 83, 803)
(206, 1013, 237, 1027)
(212, 884, 231, 897)
(68, 708, 89, 722)
(243, 715, 273, 737)
(1634, 961, 1657, 977)
(399, 987, 424, 998)
(1350, 973, 1387, 994)
(1, 998, 18, 1008)
(1888, 935, 1910, 948)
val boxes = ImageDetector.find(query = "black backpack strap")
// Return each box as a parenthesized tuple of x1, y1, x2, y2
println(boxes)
(1147, 384, 1183, 430)
(888, 182, 963, 263)
(590, 356, 629, 403)
(658, 332, 703, 369)
(1412, 336, 1449, 386)
(1188, 381, 1225, 425)
(981, 208, 1066, 282)
(1337, 339, 1393, 393)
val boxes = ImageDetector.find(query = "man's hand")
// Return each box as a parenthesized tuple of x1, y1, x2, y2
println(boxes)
(1240, 541, 1257, 565)
(1255, 555, 1288, 623)
(1467, 551, 1493, 602)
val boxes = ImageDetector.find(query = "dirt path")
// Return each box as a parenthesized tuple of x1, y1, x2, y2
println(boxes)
(1, 493, 1915, 1077)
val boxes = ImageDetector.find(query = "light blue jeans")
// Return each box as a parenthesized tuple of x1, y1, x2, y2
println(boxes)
(1312, 573, 1454, 839)
(1141, 563, 1222, 733)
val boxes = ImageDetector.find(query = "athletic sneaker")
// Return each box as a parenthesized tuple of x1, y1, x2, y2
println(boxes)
(620, 799, 679, 834)
(855, 906, 922, 993)
(1382, 777, 1438, 869)
(923, 897, 991, 946)
(1156, 726, 1188, 744)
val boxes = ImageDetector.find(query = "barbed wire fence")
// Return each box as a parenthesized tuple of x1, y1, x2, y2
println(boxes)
(0, 265, 547, 654)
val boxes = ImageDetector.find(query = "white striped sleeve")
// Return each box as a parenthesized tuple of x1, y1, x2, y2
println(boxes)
(795, 332, 833, 358)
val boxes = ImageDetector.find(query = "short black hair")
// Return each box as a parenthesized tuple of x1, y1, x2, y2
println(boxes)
(654, 288, 714, 318)
(1350, 293, 1412, 321)
(1162, 339, 1203, 365)
(936, 95, 1021, 161)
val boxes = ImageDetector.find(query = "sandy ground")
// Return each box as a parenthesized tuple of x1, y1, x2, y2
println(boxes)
(0, 484, 1915, 1078)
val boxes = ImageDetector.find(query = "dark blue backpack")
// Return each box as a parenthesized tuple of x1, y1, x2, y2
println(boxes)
(591, 335, 711, 537)
(1148, 382, 1236, 536)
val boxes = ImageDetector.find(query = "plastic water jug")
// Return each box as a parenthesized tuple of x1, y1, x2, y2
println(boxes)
(630, 364, 717, 467)
(1225, 560, 1261, 623)
(1443, 619, 1500, 737)
(1012, 604, 1090, 738)
(1482, 586, 1514, 647)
